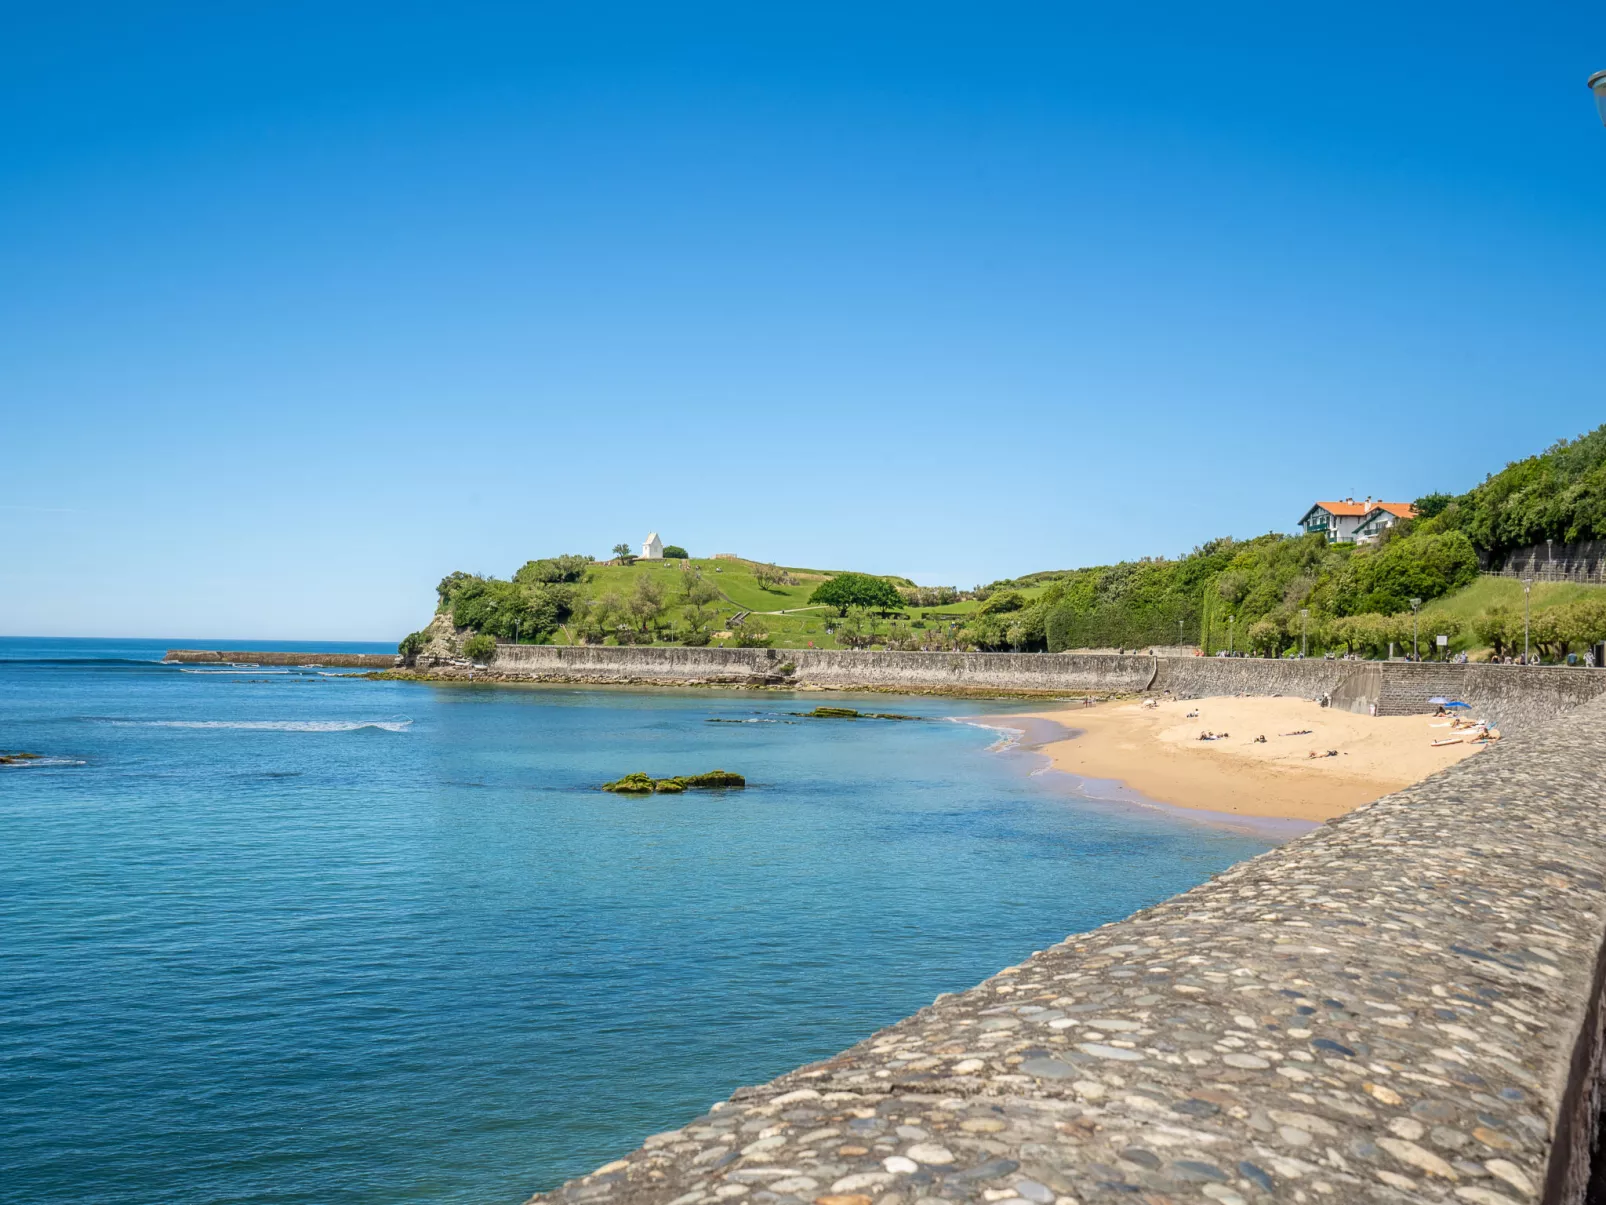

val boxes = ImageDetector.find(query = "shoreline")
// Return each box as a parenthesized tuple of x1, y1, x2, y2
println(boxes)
(960, 713, 1318, 839)
(979, 695, 1486, 824)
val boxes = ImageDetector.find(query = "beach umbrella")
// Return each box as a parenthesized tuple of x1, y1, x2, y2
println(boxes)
(1444, 701, 1471, 709)
(1428, 696, 1452, 704)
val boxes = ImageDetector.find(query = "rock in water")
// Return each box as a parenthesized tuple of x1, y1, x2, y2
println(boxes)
(669, 770, 745, 789)
(601, 772, 657, 793)
(601, 770, 746, 793)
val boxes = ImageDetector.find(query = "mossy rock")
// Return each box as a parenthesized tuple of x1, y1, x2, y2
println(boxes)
(0, 752, 41, 765)
(602, 772, 657, 793)
(793, 707, 921, 721)
(602, 769, 745, 793)
(669, 769, 745, 789)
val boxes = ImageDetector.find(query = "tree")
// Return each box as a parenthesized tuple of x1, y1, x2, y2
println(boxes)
(463, 633, 496, 663)
(1247, 618, 1282, 656)
(681, 574, 721, 638)
(514, 554, 593, 585)
(1555, 598, 1606, 655)
(398, 631, 429, 661)
(628, 574, 667, 634)
(436, 571, 479, 607)
(754, 562, 796, 590)
(1413, 492, 1456, 520)
(1473, 606, 1516, 659)
(611, 542, 636, 564)
(662, 545, 689, 559)
(809, 572, 906, 616)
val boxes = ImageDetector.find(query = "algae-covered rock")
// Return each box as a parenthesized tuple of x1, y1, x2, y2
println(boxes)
(669, 770, 745, 789)
(0, 752, 41, 765)
(601, 769, 745, 793)
(602, 772, 657, 793)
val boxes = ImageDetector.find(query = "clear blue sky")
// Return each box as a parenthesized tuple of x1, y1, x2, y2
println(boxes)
(4, 3, 1604, 640)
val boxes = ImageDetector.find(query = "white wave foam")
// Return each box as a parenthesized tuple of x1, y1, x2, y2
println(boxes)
(179, 667, 290, 675)
(110, 718, 412, 732)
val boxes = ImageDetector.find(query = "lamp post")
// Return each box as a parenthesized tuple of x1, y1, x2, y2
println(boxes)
(1592, 70, 1606, 126)
(1410, 597, 1422, 661)
(1300, 608, 1309, 659)
(1523, 578, 1533, 664)
(1228, 615, 1236, 656)
(1178, 617, 1184, 649)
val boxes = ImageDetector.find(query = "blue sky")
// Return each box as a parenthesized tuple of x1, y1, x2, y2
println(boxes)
(4, 3, 1605, 640)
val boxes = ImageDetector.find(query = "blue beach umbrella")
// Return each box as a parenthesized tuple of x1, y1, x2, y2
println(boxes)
(1427, 696, 1452, 704)
(1444, 701, 1471, 709)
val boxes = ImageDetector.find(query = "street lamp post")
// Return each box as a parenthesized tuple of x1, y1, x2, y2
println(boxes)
(1523, 578, 1533, 664)
(1228, 615, 1236, 656)
(1592, 70, 1606, 125)
(1300, 608, 1309, 658)
(1410, 598, 1422, 660)
(1178, 618, 1184, 649)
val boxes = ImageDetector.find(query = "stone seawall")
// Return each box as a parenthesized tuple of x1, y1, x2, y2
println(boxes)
(412, 646, 1606, 731)
(165, 649, 400, 668)
(525, 692, 1606, 1205)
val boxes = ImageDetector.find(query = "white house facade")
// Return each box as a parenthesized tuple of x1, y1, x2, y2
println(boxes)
(1298, 497, 1415, 544)
(641, 532, 664, 560)
(1353, 502, 1417, 543)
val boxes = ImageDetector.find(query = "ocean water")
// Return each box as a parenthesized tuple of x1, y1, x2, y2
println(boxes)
(0, 637, 1273, 1205)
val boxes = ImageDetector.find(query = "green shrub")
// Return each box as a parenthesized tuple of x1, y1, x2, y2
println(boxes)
(463, 633, 497, 662)
(398, 631, 429, 659)
(977, 591, 1026, 616)
(662, 545, 689, 559)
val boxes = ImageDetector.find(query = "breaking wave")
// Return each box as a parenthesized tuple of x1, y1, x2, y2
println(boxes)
(107, 717, 412, 733)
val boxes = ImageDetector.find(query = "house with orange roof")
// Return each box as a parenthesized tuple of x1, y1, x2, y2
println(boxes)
(1353, 501, 1417, 543)
(1298, 497, 1417, 544)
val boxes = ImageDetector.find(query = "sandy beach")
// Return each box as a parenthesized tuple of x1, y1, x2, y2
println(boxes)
(982, 696, 1489, 824)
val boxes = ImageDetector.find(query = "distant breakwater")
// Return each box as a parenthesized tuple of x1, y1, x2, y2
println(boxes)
(395, 646, 1606, 733)
(165, 649, 400, 668)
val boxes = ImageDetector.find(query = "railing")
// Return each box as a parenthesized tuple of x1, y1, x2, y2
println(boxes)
(1483, 565, 1606, 584)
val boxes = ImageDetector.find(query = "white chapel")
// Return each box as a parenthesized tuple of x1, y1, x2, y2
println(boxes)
(641, 532, 664, 560)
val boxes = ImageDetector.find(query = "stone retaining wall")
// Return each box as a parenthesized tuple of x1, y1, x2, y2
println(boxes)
(413, 647, 1606, 731)
(525, 693, 1606, 1205)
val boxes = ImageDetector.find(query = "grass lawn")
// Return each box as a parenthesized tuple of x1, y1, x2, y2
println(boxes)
(1417, 575, 1606, 657)
(526, 555, 1066, 649)
(1421, 576, 1605, 623)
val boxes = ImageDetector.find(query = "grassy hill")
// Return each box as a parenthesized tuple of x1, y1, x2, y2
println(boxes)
(420, 555, 974, 652)
(410, 426, 1606, 663)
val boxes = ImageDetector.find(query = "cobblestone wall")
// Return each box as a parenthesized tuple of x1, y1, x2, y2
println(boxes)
(524, 693, 1606, 1205)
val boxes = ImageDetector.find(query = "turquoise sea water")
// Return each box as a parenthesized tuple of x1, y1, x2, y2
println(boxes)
(0, 637, 1273, 1205)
